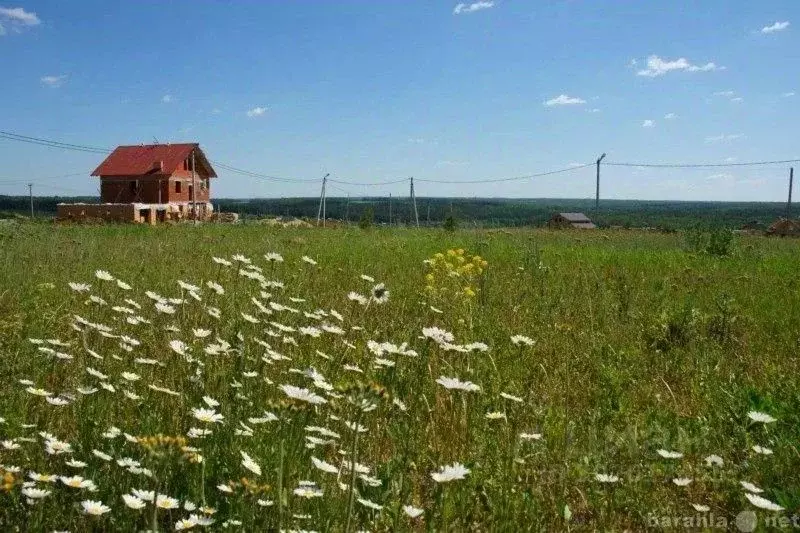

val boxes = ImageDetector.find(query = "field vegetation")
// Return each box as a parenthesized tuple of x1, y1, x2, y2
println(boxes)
(0, 223, 798, 531)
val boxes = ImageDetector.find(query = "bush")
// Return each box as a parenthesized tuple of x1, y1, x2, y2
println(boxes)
(443, 214, 457, 232)
(683, 226, 735, 257)
(358, 207, 374, 229)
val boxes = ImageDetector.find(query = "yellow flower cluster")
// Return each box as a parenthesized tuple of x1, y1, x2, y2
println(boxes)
(424, 248, 488, 302)
(1, 469, 16, 493)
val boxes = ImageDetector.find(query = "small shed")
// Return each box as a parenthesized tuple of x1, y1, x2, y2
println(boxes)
(548, 212, 596, 229)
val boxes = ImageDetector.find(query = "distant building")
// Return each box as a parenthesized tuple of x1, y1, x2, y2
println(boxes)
(548, 212, 596, 229)
(57, 143, 217, 224)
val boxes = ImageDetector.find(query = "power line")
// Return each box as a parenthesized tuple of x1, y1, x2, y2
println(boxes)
(606, 158, 800, 168)
(0, 172, 88, 184)
(209, 161, 320, 184)
(415, 163, 594, 184)
(329, 177, 408, 186)
(0, 131, 110, 154)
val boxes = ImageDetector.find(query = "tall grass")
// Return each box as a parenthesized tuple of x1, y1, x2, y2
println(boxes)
(0, 223, 798, 530)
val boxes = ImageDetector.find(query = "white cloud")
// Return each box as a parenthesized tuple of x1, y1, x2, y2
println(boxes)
(761, 21, 790, 34)
(587, 108, 601, 113)
(0, 6, 40, 35)
(636, 55, 722, 77)
(544, 94, 586, 107)
(162, 94, 173, 103)
(453, 1, 494, 15)
(246, 106, 267, 117)
(664, 113, 677, 120)
(40, 75, 67, 88)
(705, 173, 733, 181)
(730, 97, 743, 103)
(705, 134, 743, 143)
(782, 91, 795, 97)
(713, 90, 735, 97)
(642, 120, 655, 128)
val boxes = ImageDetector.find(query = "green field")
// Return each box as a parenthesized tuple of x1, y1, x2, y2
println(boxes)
(1, 223, 799, 531)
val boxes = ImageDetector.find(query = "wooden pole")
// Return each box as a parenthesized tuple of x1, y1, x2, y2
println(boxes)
(410, 177, 419, 228)
(316, 174, 328, 226)
(595, 153, 606, 210)
(28, 183, 33, 219)
(388, 193, 392, 226)
(345, 194, 350, 224)
(789, 167, 794, 217)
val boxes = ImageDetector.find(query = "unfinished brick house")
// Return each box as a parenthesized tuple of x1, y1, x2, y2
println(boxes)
(57, 143, 217, 224)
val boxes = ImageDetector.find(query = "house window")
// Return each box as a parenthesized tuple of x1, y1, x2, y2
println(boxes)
(175, 181, 182, 194)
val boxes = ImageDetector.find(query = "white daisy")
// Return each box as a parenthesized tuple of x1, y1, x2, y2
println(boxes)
(81, 499, 111, 515)
(430, 463, 470, 483)
(745, 493, 783, 511)
(748, 411, 777, 424)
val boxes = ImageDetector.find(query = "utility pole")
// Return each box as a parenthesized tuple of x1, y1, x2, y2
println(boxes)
(345, 194, 350, 224)
(191, 149, 197, 224)
(28, 183, 34, 219)
(789, 167, 795, 217)
(388, 193, 392, 226)
(316, 173, 329, 226)
(410, 177, 419, 228)
(595, 153, 606, 210)
(426, 203, 431, 225)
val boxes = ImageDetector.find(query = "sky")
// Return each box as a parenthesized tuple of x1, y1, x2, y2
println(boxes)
(1, 1, 798, 201)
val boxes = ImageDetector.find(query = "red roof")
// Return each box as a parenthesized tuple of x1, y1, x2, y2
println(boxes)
(91, 143, 217, 178)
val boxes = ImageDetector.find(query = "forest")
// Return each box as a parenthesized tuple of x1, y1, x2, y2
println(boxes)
(0, 194, 791, 230)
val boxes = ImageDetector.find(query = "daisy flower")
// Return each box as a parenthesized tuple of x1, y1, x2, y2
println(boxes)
(301, 255, 317, 266)
(358, 498, 383, 511)
(156, 495, 180, 509)
(122, 494, 147, 509)
(22, 487, 51, 499)
(748, 411, 777, 424)
(240, 451, 262, 476)
(370, 283, 389, 304)
(347, 292, 369, 305)
(192, 408, 224, 424)
(656, 449, 683, 459)
(740, 481, 763, 493)
(94, 270, 115, 281)
(68, 282, 91, 292)
(703, 454, 724, 467)
(430, 463, 470, 483)
(82, 500, 111, 515)
(436, 376, 480, 392)
(311, 456, 339, 474)
(510, 335, 535, 346)
(403, 505, 424, 518)
(595, 473, 619, 483)
(745, 493, 783, 511)
(280, 384, 327, 405)
(264, 252, 284, 263)
(672, 477, 692, 487)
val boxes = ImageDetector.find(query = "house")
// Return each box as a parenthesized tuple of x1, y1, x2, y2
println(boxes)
(57, 143, 217, 224)
(548, 212, 596, 229)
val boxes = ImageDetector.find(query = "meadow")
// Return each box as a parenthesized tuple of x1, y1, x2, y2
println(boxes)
(0, 223, 799, 531)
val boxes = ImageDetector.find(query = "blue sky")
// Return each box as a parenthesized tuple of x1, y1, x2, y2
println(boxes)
(1, 1, 798, 200)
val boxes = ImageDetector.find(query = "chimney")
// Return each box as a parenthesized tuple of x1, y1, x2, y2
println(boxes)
(153, 160, 163, 172)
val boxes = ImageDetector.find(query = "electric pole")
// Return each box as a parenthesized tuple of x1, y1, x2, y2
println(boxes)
(316, 173, 329, 226)
(789, 167, 794, 217)
(410, 177, 419, 228)
(388, 193, 392, 226)
(595, 153, 606, 210)
(28, 183, 34, 219)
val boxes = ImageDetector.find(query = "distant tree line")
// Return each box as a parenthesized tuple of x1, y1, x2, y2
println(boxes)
(0, 194, 790, 230)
